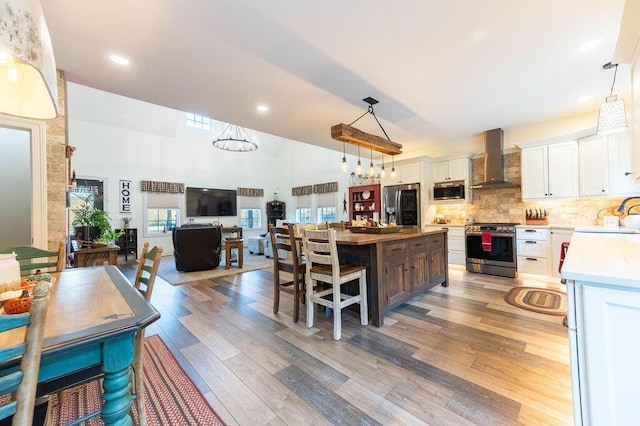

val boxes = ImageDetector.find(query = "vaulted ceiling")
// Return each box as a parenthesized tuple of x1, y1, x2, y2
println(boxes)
(41, 0, 629, 158)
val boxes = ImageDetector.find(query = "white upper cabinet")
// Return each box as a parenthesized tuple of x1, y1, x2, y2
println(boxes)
(579, 132, 637, 196)
(579, 135, 608, 196)
(432, 158, 469, 183)
(521, 140, 578, 199)
(382, 161, 423, 185)
(607, 132, 637, 195)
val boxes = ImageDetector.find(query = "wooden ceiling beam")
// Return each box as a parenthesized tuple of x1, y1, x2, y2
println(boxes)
(331, 123, 403, 155)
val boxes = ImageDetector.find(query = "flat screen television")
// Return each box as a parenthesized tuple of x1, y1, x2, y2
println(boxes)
(186, 187, 237, 217)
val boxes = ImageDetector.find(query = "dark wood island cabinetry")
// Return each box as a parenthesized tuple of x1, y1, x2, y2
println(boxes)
(334, 228, 448, 326)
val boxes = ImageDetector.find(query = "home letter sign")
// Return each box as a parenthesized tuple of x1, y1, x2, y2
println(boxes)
(120, 180, 132, 213)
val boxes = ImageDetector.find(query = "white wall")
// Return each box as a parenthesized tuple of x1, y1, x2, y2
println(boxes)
(67, 83, 353, 254)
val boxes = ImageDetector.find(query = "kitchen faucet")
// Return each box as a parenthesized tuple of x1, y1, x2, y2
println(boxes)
(616, 197, 640, 214)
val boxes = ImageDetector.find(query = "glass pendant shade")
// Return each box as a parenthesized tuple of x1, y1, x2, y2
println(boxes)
(597, 95, 628, 136)
(342, 156, 347, 172)
(0, 0, 58, 119)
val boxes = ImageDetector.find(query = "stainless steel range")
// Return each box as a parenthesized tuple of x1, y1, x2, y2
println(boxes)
(465, 223, 518, 278)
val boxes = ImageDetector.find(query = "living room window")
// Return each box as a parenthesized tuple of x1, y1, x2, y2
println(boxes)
(296, 208, 312, 223)
(147, 208, 180, 234)
(317, 206, 336, 223)
(240, 208, 261, 229)
(144, 191, 182, 236)
(186, 113, 211, 130)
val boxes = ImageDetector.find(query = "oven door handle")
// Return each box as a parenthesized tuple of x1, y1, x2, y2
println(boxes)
(466, 232, 515, 238)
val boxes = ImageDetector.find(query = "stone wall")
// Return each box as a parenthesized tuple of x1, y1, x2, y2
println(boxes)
(45, 70, 68, 250)
(435, 151, 631, 226)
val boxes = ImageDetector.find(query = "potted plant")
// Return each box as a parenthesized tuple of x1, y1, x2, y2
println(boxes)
(97, 229, 125, 247)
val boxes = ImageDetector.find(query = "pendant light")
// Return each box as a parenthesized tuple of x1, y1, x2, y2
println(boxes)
(356, 145, 362, 174)
(341, 141, 348, 172)
(369, 149, 375, 177)
(0, 0, 59, 119)
(391, 155, 396, 179)
(380, 153, 386, 178)
(596, 62, 628, 136)
(212, 123, 258, 152)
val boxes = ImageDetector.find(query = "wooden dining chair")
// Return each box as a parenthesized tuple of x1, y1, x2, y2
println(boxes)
(326, 221, 346, 231)
(0, 283, 50, 425)
(0, 242, 65, 275)
(301, 228, 368, 340)
(131, 242, 163, 426)
(270, 224, 306, 323)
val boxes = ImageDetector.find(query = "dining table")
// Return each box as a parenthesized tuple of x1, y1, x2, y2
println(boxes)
(0, 265, 160, 425)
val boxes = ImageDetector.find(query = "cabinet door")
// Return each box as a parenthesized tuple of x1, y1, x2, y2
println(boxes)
(409, 251, 429, 293)
(427, 247, 446, 285)
(579, 284, 640, 425)
(399, 162, 422, 184)
(548, 141, 578, 198)
(579, 135, 608, 196)
(384, 257, 409, 305)
(432, 161, 449, 183)
(521, 146, 549, 199)
(447, 158, 468, 181)
(608, 132, 638, 195)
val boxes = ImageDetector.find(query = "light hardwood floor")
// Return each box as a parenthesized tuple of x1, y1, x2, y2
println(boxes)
(119, 260, 573, 426)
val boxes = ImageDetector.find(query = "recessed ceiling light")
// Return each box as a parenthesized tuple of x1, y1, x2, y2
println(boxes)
(257, 105, 269, 113)
(577, 40, 601, 53)
(110, 55, 130, 66)
(578, 95, 594, 102)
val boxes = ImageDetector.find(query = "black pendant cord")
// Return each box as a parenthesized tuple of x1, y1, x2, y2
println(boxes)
(348, 104, 392, 141)
(609, 64, 618, 97)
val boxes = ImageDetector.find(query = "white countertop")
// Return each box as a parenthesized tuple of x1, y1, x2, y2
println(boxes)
(561, 232, 640, 289)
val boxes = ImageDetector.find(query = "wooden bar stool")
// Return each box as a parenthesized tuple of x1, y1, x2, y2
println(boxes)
(225, 238, 244, 269)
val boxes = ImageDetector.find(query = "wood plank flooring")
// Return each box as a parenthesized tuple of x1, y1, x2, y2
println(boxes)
(118, 260, 573, 426)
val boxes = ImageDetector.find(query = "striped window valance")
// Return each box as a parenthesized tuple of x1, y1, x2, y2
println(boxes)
(313, 181, 338, 194)
(237, 187, 264, 197)
(140, 180, 185, 193)
(292, 185, 313, 196)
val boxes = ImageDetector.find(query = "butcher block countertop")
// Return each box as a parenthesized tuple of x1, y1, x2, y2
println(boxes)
(335, 227, 447, 246)
(561, 232, 640, 289)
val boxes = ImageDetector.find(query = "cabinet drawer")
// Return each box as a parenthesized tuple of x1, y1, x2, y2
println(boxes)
(448, 236, 464, 252)
(383, 241, 407, 256)
(516, 227, 549, 240)
(447, 227, 465, 238)
(408, 238, 428, 253)
(517, 256, 549, 275)
(425, 234, 444, 249)
(449, 250, 465, 266)
(517, 239, 548, 257)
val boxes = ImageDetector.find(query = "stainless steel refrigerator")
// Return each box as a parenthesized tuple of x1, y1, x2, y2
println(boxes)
(383, 183, 420, 227)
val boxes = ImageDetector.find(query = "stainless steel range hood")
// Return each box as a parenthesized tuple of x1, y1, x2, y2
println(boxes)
(470, 128, 519, 189)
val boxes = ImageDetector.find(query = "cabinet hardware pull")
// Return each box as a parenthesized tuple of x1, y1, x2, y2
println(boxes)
(525, 230, 537, 232)
(415, 243, 424, 247)
(526, 257, 538, 261)
(392, 248, 403, 252)
(525, 241, 537, 244)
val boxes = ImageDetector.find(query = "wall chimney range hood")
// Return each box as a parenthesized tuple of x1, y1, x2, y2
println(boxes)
(470, 128, 519, 189)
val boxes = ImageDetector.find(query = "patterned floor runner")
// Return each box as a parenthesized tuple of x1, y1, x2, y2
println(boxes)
(49, 334, 226, 425)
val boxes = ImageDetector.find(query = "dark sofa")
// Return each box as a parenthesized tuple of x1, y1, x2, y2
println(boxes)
(172, 224, 222, 271)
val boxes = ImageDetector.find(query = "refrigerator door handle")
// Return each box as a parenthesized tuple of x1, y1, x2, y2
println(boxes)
(395, 190, 401, 225)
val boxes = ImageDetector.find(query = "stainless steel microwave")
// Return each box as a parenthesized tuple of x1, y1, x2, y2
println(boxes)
(433, 180, 465, 200)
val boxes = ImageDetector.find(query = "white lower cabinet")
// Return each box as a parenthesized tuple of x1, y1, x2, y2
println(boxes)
(516, 227, 549, 275)
(570, 282, 640, 425)
(447, 226, 465, 265)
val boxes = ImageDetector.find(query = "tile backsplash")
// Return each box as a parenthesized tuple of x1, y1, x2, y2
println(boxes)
(433, 152, 639, 226)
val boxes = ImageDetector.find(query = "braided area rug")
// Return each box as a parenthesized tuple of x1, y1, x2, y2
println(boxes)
(504, 286, 567, 316)
(49, 334, 226, 425)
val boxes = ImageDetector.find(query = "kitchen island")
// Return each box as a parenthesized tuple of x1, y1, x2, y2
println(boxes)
(334, 227, 448, 326)
(561, 232, 640, 425)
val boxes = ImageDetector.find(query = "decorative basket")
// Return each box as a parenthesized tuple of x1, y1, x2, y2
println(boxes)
(90, 241, 108, 248)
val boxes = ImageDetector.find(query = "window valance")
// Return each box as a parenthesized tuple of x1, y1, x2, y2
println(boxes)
(292, 185, 313, 196)
(141, 180, 185, 193)
(313, 181, 338, 194)
(237, 187, 264, 197)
